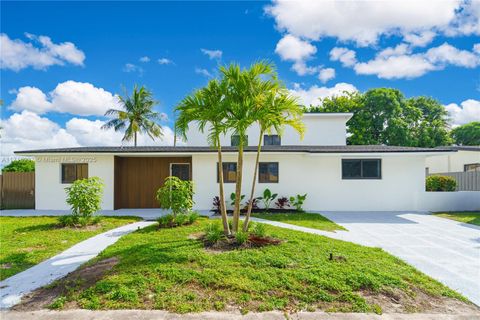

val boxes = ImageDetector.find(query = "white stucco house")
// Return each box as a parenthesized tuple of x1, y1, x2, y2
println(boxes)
(15, 113, 480, 212)
(426, 146, 480, 174)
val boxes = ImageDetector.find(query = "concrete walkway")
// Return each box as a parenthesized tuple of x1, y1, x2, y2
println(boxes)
(0, 221, 156, 309)
(253, 212, 480, 306)
(1, 310, 479, 320)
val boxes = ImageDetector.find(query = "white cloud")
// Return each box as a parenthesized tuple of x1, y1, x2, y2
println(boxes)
(403, 30, 436, 47)
(123, 63, 143, 75)
(0, 112, 176, 159)
(289, 82, 357, 106)
(201, 48, 222, 60)
(9, 86, 52, 114)
(318, 68, 335, 83)
(445, 99, 480, 126)
(9, 81, 118, 116)
(275, 34, 317, 62)
(1, 33, 85, 71)
(139, 56, 150, 62)
(195, 67, 212, 77)
(329, 47, 357, 67)
(158, 58, 173, 65)
(425, 42, 480, 67)
(351, 42, 480, 79)
(266, 0, 473, 47)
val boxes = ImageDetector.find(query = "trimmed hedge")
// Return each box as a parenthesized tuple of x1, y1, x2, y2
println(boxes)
(426, 175, 456, 192)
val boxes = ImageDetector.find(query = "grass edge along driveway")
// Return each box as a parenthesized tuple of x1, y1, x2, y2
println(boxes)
(0, 216, 141, 280)
(44, 218, 473, 314)
(433, 212, 480, 226)
(252, 212, 346, 232)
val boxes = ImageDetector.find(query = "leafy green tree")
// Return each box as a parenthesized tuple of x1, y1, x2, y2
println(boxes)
(2, 159, 35, 172)
(451, 122, 480, 146)
(102, 85, 163, 146)
(156, 176, 194, 217)
(62, 177, 104, 227)
(309, 88, 452, 147)
(175, 79, 231, 235)
(221, 61, 278, 233)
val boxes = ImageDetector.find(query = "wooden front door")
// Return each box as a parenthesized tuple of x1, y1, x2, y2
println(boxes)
(114, 156, 192, 209)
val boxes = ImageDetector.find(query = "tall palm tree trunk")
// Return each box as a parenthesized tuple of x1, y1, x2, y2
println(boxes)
(217, 142, 230, 235)
(232, 144, 244, 233)
(134, 131, 137, 147)
(243, 130, 263, 232)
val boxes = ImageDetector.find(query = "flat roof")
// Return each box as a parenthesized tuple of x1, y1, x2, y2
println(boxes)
(15, 145, 456, 155)
(434, 146, 480, 152)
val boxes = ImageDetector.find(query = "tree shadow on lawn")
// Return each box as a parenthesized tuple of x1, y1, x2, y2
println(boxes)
(0, 252, 34, 280)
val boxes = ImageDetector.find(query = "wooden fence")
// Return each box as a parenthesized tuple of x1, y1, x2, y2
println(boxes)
(0, 172, 35, 209)
(429, 171, 480, 191)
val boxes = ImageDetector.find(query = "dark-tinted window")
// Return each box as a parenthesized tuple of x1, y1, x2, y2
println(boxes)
(342, 159, 381, 179)
(231, 135, 247, 147)
(61, 163, 88, 184)
(171, 163, 191, 180)
(259, 162, 279, 183)
(264, 135, 281, 146)
(464, 163, 480, 172)
(217, 162, 237, 183)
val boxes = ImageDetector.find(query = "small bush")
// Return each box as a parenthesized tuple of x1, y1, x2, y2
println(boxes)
(65, 177, 104, 226)
(157, 211, 199, 228)
(156, 176, 194, 216)
(204, 223, 223, 244)
(258, 188, 278, 210)
(289, 194, 307, 211)
(235, 231, 249, 245)
(275, 197, 290, 209)
(251, 223, 267, 237)
(212, 196, 221, 212)
(426, 175, 457, 192)
(58, 214, 102, 227)
(230, 192, 246, 208)
(187, 211, 199, 224)
(48, 296, 67, 309)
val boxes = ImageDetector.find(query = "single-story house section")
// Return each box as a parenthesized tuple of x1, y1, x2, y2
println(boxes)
(15, 113, 480, 212)
(426, 146, 480, 174)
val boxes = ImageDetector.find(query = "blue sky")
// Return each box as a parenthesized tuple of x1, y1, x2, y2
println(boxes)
(1, 1, 479, 158)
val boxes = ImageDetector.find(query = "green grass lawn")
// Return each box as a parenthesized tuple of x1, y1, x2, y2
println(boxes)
(49, 218, 467, 314)
(252, 212, 346, 232)
(0, 216, 141, 280)
(433, 212, 480, 226)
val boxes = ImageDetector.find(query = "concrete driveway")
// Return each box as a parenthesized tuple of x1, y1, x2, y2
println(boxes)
(318, 212, 480, 306)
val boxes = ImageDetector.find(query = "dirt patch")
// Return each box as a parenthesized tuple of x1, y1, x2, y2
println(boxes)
(12, 257, 119, 311)
(204, 235, 282, 253)
(361, 287, 480, 314)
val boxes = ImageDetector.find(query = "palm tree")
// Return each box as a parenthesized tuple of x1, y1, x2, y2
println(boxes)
(102, 85, 163, 146)
(175, 80, 231, 235)
(243, 89, 305, 231)
(221, 61, 278, 232)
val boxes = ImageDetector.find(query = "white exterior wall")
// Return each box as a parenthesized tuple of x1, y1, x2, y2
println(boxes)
(34, 155, 114, 210)
(185, 114, 351, 147)
(192, 153, 426, 212)
(426, 150, 480, 173)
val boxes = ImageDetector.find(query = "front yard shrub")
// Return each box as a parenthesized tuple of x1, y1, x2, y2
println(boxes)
(157, 211, 199, 228)
(426, 175, 457, 192)
(258, 188, 278, 210)
(230, 192, 245, 207)
(212, 196, 221, 212)
(61, 177, 104, 227)
(289, 194, 307, 211)
(235, 231, 248, 245)
(156, 176, 194, 216)
(204, 223, 223, 244)
(251, 222, 266, 237)
(274, 197, 290, 209)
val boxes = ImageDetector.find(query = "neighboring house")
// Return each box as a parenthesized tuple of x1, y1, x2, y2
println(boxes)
(15, 113, 480, 212)
(426, 146, 480, 174)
